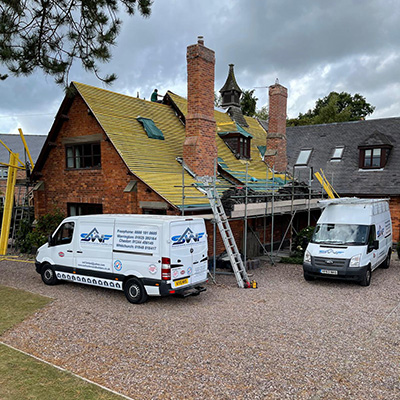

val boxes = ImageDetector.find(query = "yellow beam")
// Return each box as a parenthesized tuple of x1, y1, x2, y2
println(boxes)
(0, 152, 19, 255)
(0, 161, 25, 170)
(0, 139, 25, 166)
(18, 128, 34, 171)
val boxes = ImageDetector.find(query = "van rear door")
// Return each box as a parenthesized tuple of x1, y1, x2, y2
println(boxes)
(170, 219, 208, 289)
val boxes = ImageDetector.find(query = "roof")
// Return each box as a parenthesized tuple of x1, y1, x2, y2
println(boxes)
(0, 134, 47, 166)
(219, 64, 242, 94)
(34, 82, 287, 209)
(286, 117, 400, 196)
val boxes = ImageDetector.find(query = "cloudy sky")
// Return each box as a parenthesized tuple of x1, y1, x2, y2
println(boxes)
(1, 0, 400, 135)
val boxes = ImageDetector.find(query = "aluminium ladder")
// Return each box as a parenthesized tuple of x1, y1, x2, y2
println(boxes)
(199, 178, 250, 288)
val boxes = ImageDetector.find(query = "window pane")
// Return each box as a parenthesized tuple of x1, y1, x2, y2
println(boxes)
(296, 149, 312, 165)
(66, 147, 74, 168)
(332, 147, 344, 159)
(372, 148, 381, 167)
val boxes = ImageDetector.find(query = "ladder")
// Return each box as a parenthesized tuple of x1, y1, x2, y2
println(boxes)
(199, 177, 250, 288)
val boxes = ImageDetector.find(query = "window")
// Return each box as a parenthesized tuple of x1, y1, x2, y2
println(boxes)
(0, 168, 8, 179)
(295, 149, 312, 166)
(359, 147, 390, 169)
(53, 222, 75, 246)
(66, 143, 101, 169)
(222, 134, 251, 159)
(68, 203, 103, 216)
(331, 146, 344, 161)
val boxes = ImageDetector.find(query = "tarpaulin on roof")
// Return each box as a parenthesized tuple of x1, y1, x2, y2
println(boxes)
(137, 117, 164, 140)
(257, 145, 266, 157)
(218, 123, 253, 138)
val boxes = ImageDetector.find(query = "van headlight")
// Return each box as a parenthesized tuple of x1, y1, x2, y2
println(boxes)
(304, 250, 311, 264)
(349, 254, 361, 268)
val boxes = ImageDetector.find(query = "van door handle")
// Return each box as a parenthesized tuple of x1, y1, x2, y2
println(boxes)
(77, 251, 83, 254)
(67, 250, 73, 253)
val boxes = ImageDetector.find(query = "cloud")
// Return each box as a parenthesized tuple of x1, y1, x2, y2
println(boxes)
(0, 0, 399, 135)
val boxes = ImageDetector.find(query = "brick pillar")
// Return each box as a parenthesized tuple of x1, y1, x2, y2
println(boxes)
(265, 82, 288, 173)
(183, 37, 217, 177)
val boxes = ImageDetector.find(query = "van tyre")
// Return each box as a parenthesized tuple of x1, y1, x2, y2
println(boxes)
(381, 252, 391, 269)
(304, 272, 314, 282)
(124, 278, 148, 304)
(41, 264, 58, 285)
(360, 266, 371, 287)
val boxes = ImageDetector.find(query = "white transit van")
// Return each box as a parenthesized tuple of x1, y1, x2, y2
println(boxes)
(303, 198, 392, 286)
(35, 215, 208, 303)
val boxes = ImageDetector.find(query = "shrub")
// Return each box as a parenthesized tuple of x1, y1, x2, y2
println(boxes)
(16, 209, 65, 254)
(292, 226, 315, 258)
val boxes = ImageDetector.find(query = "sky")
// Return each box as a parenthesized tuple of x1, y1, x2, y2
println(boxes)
(1, 0, 400, 135)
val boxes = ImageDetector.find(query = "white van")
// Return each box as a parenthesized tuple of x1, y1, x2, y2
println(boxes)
(303, 198, 392, 286)
(35, 215, 208, 303)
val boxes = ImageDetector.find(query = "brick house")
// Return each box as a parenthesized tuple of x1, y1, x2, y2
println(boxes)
(32, 38, 311, 255)
(287, 119, 400, 242)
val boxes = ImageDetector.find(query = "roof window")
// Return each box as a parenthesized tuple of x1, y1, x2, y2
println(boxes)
(295, 149, 312, 166)
(218, 123, 252, 159)
(359, 147, 390, 169)
(137, 117, 164, 140)
(331, 146, 344, 161)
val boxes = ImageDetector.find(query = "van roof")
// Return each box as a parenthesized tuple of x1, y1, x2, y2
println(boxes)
(319, 197, 389, 207)
(64, 214, 204, 221)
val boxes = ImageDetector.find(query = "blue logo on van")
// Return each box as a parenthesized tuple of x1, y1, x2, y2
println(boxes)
(377, 225, 384, 238)
(81, 228, 112, 243)
(172, 228, 205, 245)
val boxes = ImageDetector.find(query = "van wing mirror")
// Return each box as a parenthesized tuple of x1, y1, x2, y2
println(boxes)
(48, 234, 55, 247)
(373, 240, 379, 250)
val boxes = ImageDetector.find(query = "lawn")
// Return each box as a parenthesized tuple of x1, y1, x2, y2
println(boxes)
(0, 285, 126, 400)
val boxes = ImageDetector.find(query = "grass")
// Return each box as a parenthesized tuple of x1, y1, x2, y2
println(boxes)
(0, 285, 126, 400)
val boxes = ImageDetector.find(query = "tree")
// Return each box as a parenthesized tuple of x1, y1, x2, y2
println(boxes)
(0, 0, 152, 86)
(240, 89, 258, 117)
(254, 105, 268, 120)
(287, 91, 375, 126)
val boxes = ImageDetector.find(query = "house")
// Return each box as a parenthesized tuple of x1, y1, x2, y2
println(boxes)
(286, 118, 400, 242)
(32, 38, 314, 256)
(0, 133, 47, 205)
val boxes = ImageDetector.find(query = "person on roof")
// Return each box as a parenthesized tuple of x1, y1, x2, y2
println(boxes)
(151, 89, 163, 103)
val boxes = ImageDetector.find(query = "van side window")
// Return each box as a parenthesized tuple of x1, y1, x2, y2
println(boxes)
(367, 225, 376, 251)
(54, 222, 75, 245)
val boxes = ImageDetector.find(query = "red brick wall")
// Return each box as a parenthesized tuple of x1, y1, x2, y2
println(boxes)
(34, 95, 172, 218)
(389, 197, 400, 243)
(265, 83, 288, 173)
(183, 38, 217, 177)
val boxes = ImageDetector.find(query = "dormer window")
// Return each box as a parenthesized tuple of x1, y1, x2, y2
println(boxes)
(359, 147, 390, 169)
(331, 146, 344, 161)
(218, 123, 252, 160)
(221, 133, 251, 159)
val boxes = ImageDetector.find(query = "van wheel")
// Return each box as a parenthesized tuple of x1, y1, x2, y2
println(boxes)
(360, 267, 371, 287)
(304, 272, 314, 281)
(381, 252, 391, 269)
(41, 264, 58, 285)
(124, 278, 148, 304)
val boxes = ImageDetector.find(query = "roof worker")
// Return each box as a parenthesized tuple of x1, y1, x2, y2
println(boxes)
(151, 89, 163, 103)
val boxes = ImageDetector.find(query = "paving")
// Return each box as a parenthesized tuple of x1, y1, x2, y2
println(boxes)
(1, 258, 399, 399)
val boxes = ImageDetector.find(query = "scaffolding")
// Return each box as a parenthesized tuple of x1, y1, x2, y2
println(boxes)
(177, 159, 324, 284)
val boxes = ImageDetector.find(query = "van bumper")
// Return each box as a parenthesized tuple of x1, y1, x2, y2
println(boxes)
(158, 281, 207, 297)
(303, 262, 368, 282)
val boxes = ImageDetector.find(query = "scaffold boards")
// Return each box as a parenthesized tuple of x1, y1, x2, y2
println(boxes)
(198, 177, 250, 288)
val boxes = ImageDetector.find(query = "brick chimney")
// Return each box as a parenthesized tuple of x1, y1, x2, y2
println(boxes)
(183, 37, 217, 177)
(264, 80, 288, 173)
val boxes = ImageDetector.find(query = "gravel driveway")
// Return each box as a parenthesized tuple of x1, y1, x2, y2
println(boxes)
(1, 258, 399, 399)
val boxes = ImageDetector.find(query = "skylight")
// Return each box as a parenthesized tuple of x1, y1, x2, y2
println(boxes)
(331, 146, 344, 161)
(295, 149, 312, 166)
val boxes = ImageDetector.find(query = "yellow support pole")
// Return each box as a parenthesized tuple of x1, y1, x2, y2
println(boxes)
(0, 152, 19, 255)
(0, 139, 25, 167)
(18, 128, 34, 171)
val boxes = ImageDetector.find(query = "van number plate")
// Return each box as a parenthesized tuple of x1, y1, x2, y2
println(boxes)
(320, 269, 338, 275)
(174, 278, 189, 287)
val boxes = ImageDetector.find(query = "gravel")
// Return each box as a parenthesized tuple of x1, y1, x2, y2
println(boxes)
(1, 258, 399, 399)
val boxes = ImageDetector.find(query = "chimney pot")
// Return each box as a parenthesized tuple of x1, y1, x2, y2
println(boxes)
(198, 36, 204, 45)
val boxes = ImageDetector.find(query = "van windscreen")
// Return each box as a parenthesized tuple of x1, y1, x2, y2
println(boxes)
(311, 224, 369, 245)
